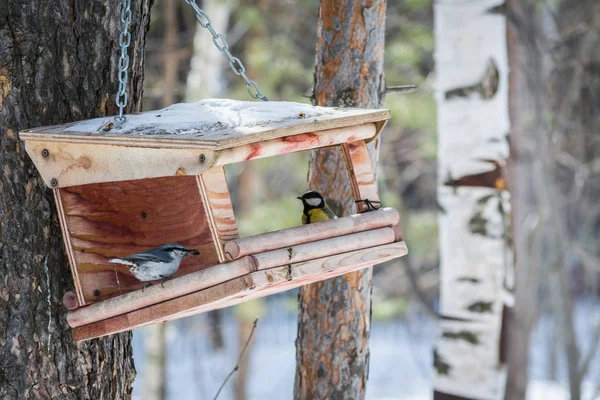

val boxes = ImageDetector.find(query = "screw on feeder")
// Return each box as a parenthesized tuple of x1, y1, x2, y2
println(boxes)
(42, 149, 49, 158)
(50, 178, 58, 187)
(199, 154, 206, 163)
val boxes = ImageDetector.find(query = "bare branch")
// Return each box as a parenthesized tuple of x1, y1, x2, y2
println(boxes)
(213, 318, 258, 400)
(571, 242, 600, 273)
(385, 85, 418, 94)
(578, 321, 600, 379)
(403, 255, 440, 320)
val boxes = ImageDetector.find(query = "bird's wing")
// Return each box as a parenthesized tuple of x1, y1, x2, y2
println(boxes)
(323, 205, 338, 220)
(110, 250, 171, 265)
(130, 250, 172, 263)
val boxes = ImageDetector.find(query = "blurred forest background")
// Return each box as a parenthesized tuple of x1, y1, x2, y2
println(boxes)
(131, 0, 599, 399)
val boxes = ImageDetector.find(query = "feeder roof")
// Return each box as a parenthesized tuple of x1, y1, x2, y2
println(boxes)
(20, 99, 390, 150)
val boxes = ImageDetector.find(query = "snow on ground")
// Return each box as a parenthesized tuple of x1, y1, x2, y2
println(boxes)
(132, 294, 600, 400)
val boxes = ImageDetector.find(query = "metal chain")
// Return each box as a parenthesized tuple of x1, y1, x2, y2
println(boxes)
(114, 0, 132, 127)
(183, 0, 268, 101)
(112, 0, 267, 128)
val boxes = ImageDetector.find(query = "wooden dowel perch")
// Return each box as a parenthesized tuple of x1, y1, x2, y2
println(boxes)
(224, 208, 400, 260)
(62, 291, 80, 310)
(251, 227, 396, 271)
(71, 241, 408, 341)
(67, 257, 256, 328)
(67, 224, 401, 328)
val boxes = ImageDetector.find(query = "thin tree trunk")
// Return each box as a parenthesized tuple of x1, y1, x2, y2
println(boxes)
(143, 323, 167, 400)
(186, 0, 231, 100)
(433, 1, 513, 399)
(294, 1, 386, 399)
(503, 2, 543, 398)
(234, 319, 255, 400)
(0, 1, 152, 399)
(163, 0, 178, 106)
(142, 2, 179, 397)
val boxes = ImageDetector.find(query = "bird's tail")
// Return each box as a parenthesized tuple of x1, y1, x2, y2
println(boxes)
(108, 258, 137, 268)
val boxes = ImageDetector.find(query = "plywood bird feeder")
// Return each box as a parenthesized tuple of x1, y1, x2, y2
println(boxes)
(20, 99, 408, 342)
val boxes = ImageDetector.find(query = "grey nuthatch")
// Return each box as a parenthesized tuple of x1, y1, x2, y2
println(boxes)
(109, 243, 200, 285)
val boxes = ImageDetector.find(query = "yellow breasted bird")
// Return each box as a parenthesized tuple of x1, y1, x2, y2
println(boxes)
(297, 190, 337, 224)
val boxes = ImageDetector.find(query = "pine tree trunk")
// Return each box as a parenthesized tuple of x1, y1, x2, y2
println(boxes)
(293, 1, 386, 399)
(433, 1, 513, 399)
(0, 1, 152, 398)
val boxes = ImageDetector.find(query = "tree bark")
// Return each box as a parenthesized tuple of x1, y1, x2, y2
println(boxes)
(505, 1, 600, 398)
(0, 1, 152, 398)
(293, 1, 386, 399)
(503, 4, 545, 398)
(433, 1, 512, 399)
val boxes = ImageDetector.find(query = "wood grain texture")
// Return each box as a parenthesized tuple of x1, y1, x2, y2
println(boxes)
(25, 140, 217, 188)
(24, 123, 377, 189)
(62, 291, 80, 310)
(54, 189, 85, 305)
(20, 107, 389, 150)
(214, 123, 376, 166)
(72, 241, 407, 341)
(342, 140, 380, 212)
(251, 227, 396, 270)
(197, 167, 238, 261)
(166, 241, 408, 323)
(224, 207, 399, 260)
(58, 175, 220, 304)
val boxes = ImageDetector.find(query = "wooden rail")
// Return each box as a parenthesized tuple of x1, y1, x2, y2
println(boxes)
(224, 208, 399, 260)
(67, 210, 402, 330)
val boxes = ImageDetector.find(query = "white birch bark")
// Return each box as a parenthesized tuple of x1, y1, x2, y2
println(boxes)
(186, 0, 232, 100)
(434, 0, 513, 398)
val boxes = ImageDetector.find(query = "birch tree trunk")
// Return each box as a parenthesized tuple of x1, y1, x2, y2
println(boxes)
(186, 0, 231, 100)
(433, 1, 513, 399)
(294, 1, 386, 399)
(0, 1, 152, 398)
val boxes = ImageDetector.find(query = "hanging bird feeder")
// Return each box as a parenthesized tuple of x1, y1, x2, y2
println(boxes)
(19, 1, 407, 342)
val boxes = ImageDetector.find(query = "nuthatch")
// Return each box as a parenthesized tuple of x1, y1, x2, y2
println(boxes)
(109, 244, 200, 286)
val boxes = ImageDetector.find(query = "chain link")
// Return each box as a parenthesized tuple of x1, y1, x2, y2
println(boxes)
(114, 0, 132, 127)
(183, 0, 268, 101)
(112, 0, 267, 128)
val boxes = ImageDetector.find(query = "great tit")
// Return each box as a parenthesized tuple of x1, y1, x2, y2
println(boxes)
(297, 190, 338, 225)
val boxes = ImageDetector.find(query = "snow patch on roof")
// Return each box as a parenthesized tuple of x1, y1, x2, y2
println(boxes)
(65, 99, 335, 136)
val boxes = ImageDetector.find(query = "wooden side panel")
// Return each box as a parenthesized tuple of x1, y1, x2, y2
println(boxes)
(71, 241, 408, 341)
(342, 140, 380, 212)
(58, 175, 220, 304)
(197, 167, 238, 261)
(25, 140, 217, 188)
(54, 189, 85, 306)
